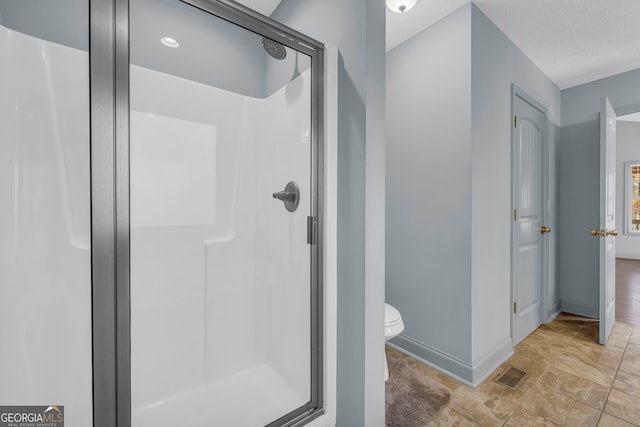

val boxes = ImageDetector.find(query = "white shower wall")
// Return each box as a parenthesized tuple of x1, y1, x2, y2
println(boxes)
(0, 25, 93, 427)
(130, 63, 312, 424)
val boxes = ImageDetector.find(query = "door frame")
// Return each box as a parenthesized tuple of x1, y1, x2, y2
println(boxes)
(510, 84, 550, 346)
(617, 103, 640, 238)
(89, 1, 325, 426)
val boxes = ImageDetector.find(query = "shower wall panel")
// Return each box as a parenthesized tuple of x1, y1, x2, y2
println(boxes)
(130, 65, 248, 409)
(130, 61, 312, 423)
(245, 69, 312, 400)
(0, 24, 93, 427)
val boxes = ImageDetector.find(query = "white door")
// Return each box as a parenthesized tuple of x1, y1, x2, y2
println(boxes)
(512, 92, 549, 345)
(598, 96, 617, 344)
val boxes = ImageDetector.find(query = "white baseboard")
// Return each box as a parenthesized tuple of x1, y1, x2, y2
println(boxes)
(560, 300, 598, 318)
(546, 302, 562, 323)
(389, 334, 512, 387)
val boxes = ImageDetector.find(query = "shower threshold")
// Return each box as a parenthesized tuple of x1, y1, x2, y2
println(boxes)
(133, 364, 306, 427)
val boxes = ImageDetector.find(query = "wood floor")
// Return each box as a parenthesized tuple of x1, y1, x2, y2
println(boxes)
(616, 258, 640, 326)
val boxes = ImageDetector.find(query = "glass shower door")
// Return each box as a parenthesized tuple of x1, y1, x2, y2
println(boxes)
(129, 1, 321, 426)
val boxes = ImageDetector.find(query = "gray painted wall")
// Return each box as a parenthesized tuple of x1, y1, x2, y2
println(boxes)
(470, 4, 561, 368)
(558, 120, 600, 316)
(559, 69, 640, 317)
(549, 122, 561, 311)
(386, 3, 561, 385)
(562, 69, 640, 127)
(616, 121, 640, 259)
(272, 0, 386, 425)
(386, 3, 473, 367)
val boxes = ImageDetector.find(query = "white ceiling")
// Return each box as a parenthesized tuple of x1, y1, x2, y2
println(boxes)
(618, 112, 640, 122)
(238, 0, 282, 17)
(386, 0, 640, 89)
(386, 0, 467, 52)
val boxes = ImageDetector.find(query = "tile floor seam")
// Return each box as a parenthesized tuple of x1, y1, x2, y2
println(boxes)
(596, 325, 632, 426)
(529, 374, 603, 426)
(537, 371, 608, 413)
(442, 405, 479, 426)
(604, 388, 640, 422)
(497, 357, 553, 427)
(571, 322, 608, 427)
(555, 332, 624, 388)
(530, 321, 607, 426)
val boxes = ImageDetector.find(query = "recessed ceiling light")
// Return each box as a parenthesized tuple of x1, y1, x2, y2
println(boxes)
(160, 37, 179, 48)
(386, 0, 417, 13)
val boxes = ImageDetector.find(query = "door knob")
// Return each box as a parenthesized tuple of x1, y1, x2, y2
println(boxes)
(272, 181, 300, 212)
(607, 230, 618, 237)
(540, 226, 551, 234)
(590, 229, 604, 236)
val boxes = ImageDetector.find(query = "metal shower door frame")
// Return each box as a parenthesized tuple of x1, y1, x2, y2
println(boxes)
(89, 1, 325, 426)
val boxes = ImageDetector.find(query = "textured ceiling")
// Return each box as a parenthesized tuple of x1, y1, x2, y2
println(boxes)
(387, 0, 640, 89)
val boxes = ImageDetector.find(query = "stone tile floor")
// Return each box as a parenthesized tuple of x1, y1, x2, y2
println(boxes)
(386, 316, 640, 426)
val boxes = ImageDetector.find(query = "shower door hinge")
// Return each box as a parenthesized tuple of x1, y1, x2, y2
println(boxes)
(307, 216, 317, 245)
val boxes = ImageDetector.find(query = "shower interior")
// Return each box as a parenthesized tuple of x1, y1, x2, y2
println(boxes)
(129, 50, 314, 427)
(0, 0, 321, 426)
(129, 1, 319, 425)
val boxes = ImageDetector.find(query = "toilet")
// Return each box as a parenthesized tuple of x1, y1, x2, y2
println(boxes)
(384, 303, 405, 381)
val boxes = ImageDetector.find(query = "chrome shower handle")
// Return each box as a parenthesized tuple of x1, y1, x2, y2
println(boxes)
(272, 191, 296, 202)
(272, 181, 300, 212)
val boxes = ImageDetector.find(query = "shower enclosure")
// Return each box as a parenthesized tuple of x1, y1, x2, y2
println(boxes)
(1, 0, 325, 426)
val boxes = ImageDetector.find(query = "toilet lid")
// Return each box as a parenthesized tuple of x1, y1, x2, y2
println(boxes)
(385, 303, 401, 324)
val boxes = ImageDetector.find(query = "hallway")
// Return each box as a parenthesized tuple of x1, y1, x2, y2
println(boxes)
(617, 258, 640, 326)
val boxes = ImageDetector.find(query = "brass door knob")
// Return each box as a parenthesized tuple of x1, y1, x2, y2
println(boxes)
(540, 226, 551, 234)
(590, 229, 603, 236)
(607, 230, 618, 237)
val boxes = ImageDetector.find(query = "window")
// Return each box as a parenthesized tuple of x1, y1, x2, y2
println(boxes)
(626, 162, 640, 234)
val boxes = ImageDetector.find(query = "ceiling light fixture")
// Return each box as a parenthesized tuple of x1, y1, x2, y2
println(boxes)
(160, 37, 180, 48)
(386, 0, 417, 13)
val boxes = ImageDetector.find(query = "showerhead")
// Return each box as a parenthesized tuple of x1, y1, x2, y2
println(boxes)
(261, 37, 287, 60)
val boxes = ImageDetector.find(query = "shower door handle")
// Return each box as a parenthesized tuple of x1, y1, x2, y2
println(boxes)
(272, 181, 300, 212)
(273, 191, 296, 202)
